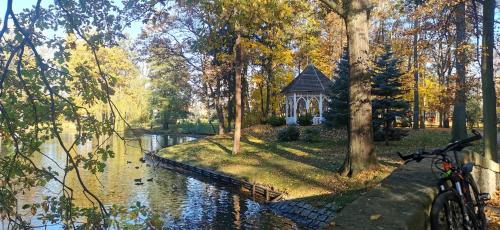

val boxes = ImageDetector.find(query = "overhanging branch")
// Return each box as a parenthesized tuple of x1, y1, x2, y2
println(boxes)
(318, 0, 345, 18)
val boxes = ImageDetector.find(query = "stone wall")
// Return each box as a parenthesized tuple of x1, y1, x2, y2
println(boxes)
(332, 159, 438, 229)
(332, 152, 500, 229)
(461, 151, 500, 195)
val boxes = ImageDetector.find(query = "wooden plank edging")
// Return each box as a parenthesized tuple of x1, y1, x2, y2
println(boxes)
(145, 151, 284, 202)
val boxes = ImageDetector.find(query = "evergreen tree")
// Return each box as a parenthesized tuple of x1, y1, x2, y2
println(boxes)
(371, 44, 410, 144)
(324, 48, 349, 128)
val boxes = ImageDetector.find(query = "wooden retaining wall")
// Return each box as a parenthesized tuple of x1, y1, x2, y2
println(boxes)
(145, 151, 284, 202)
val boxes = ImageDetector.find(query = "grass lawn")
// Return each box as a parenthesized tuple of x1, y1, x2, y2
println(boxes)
(158, 126, 480, 209)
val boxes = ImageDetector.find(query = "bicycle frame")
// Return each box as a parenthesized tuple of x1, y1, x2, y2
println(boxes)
(398, 129, 487, 230)
(436, 150, 476, 229)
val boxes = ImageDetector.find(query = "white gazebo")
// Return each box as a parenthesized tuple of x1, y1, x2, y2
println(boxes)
(282, 64, 333, 125)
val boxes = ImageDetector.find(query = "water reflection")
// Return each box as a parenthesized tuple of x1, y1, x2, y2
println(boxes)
(11, 134, 296, 229)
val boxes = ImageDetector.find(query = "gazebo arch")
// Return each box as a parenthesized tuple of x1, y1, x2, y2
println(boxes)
(310, 97, 319, 116)
(297, 97, 307, 115)
(282, 64, 333, 125)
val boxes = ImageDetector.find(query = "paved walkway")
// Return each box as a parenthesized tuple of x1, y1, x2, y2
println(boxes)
(333, 158, 438, 229)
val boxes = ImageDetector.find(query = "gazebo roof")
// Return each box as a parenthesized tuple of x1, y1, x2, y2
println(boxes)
(281, 64, 333, 94)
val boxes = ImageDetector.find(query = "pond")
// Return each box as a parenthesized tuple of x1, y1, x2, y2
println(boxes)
(11, 133, 297, 229)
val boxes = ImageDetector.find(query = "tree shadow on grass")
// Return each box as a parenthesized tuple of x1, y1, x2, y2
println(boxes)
(206, 138, 232, 155)
(243, 138, 340, 172)
(249, 153, 339, 192)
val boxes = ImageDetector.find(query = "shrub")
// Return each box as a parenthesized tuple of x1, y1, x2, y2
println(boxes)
(297, 113, 313, 126)
(277, 126, 300, 142)
(303, 128, 321, 143)
(373, 128, 409, 142)
(266, 116, 286, 127)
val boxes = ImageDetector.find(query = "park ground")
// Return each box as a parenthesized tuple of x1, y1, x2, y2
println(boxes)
(486, 190, 500, 229)
(158, 125, 482, 210)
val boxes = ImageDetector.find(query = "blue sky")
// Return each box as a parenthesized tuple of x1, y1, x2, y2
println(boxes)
(1, 1, 499, 43)
(0, 0, 143, 39)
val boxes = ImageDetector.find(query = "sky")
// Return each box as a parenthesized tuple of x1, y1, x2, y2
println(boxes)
(0, 0, 143, 39)
(1, 0, 498, 40)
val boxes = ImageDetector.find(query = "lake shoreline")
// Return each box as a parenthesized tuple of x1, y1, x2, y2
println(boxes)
(146, 150, 336, 229)
(128, 127, 215, 137)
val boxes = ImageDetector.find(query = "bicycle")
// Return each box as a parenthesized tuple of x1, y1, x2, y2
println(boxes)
(397, 130, 490, 230)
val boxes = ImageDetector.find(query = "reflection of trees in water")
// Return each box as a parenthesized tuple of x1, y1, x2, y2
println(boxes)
(145, 166, 188, 216)
(13, 133, 297, 228)
(233, 195, 241, 229)
(20, 134, 201, 209)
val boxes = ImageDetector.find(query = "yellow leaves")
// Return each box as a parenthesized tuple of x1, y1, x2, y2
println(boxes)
(419, 76, 443, 110)
(370, 214, 382, 220)
(66, 41, 148, 129)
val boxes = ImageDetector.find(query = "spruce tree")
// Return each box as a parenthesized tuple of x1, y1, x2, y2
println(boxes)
(371, 44, 410, 144)
(324, 48, 349, 128)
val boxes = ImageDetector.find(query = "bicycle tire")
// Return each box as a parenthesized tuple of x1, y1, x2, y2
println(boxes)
(431, 191, 465, 230)
(464, 174, 487, 230)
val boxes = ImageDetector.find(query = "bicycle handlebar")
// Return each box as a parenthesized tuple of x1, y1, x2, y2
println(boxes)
(397, 129, 482, 163)
(440, 129, 482, 153)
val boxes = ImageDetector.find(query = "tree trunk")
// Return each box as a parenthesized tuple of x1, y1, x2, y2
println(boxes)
(226, 95, 234, 133)
(339, 7, 377, 176)
(215, 79, 225, 135)
(481, 0, 497, 161)
(438, 111, 443, 128)
(242, 68, 250, 117)
(232, 32, 242, 154)
(420, 110, 425, 129)
(241, 65, 248, 120)
(443, 111, 450, 128)
(266, 61, 275, 117)
(259, 83, 265, 121)
(412, 4, 420, 130)
(451, 2, 468, 141)
(265, 72, 271, 118)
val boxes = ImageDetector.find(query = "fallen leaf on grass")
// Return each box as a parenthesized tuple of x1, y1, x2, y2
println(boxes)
(370, 214, 381, 220)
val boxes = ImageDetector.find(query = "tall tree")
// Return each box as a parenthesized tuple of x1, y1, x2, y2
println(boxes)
(480, 0, 497, 161)
(412, 0, 422, 130)
(233, 30, 243, 154)
(324, 48, 349, 128)
(451, 1, 468, 141)
(371, 44, 410, 145)
(68, 40, 149, 130)
(147, 56, 192, 129)
(320, 0, 378, 176)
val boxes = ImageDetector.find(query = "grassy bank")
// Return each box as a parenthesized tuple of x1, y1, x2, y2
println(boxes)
(130, 121, 218, 135)
(158, 126, 474, 208)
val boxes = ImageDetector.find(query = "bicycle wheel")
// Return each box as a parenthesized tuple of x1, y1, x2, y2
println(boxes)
(431, 191, 466, 230)
(464, 174, 487, 230)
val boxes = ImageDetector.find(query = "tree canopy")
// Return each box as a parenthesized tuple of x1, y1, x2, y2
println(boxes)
(0, 0, 498, 227)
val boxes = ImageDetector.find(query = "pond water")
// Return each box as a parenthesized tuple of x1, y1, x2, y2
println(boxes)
(11, 134, 297, 229)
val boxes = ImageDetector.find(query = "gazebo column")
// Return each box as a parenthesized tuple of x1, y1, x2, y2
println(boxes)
(306, 97, 310, 113)
(319, 94, 323, 121)
(293, 93, 297, 123)
(285, 97, 289, 118)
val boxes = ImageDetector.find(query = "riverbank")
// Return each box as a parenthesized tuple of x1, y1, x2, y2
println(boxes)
(129, 124, 216, 136)
(130, 128, 213, 137)
(158, 125, 461, 210)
